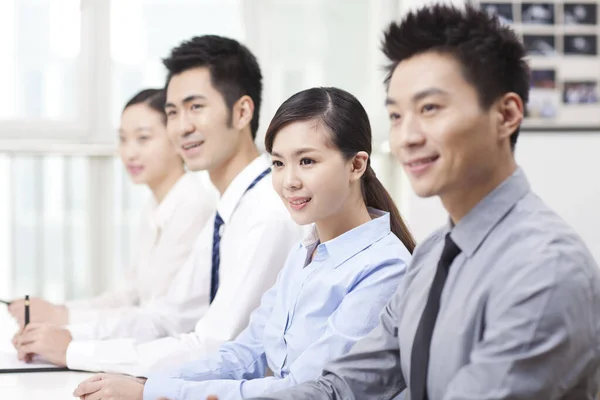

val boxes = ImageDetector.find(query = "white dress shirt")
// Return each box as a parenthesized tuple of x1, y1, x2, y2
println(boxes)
(66, 172, 217, 341)
(65, 155, 305, 376)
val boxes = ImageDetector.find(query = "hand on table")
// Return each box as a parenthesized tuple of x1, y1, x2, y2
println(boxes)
(13, 322, 72, 366)
(73, 373, 146, 400)
(8, 297, 68, 327)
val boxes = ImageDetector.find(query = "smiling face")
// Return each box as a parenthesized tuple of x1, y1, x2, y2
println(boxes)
(386, 51, 513, 200)
(164, 67, 240, 172)
(270, 120, 358, 227)
(118, 103, 182, 186)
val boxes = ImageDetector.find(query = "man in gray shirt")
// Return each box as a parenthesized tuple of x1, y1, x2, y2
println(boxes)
(247, 3, 600, 400)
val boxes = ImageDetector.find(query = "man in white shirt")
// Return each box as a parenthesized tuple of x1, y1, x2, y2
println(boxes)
(14, 35, 303, 378)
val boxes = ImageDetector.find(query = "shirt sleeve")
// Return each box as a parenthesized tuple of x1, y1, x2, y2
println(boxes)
(245, 282, 408, 400)
(143, 273, 281, 400)
(143, 254, 408, 400)
(442, 250, 600, 399)
(66, 214, 300, 377)
(66, 198, 213, 341)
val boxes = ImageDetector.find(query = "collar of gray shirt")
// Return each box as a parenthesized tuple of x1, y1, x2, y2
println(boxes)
(448, 167, 529, 258)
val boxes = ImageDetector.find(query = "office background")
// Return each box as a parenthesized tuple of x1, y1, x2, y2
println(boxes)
(0, 0, 598, 303)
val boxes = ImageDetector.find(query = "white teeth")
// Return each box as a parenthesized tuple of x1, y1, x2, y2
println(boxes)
(183, 142, 202, 150)
(290, 199, 310, 205)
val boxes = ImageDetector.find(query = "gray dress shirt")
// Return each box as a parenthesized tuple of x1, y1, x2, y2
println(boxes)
(250, 168, 600, 400)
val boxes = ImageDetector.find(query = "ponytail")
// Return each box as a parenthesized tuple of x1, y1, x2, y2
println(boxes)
(362, 165, 415, 253)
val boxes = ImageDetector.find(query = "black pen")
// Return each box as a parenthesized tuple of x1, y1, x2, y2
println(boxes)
(0, 299, 10, 306)
(24, 295, 30, 326)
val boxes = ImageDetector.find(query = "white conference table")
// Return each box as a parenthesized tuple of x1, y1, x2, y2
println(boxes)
(0, 307, 94, 399)
(0, 370, 94, 399)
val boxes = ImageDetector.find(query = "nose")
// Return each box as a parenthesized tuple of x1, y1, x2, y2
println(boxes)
(170, 112, 195, 140)
(121, 142, 139, 162)
(391, 113, 426, 156)
(282, 165, 302, 191)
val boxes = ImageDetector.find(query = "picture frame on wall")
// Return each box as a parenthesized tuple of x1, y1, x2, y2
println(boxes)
(480, 2, 514, 24)
(521, 3, 555, 25)
(564, 35, 597, 56)
(523, 35, 557, 56)
(563, 4, 597, 25)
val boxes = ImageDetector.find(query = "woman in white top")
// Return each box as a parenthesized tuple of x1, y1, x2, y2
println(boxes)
(8, 89, 216, 342)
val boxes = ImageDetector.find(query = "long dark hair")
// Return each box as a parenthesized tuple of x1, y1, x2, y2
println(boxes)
(123, 88, 167, 124)
(265, 87, 415, 253)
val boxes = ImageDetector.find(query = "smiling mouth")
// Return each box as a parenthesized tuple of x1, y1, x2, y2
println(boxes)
(182, 141, 204, 150)
(406, 155, 439, 167)
(289, 198, 311, 205)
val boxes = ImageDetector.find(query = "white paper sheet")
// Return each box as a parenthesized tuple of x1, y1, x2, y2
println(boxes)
(0, 307, 64, 371)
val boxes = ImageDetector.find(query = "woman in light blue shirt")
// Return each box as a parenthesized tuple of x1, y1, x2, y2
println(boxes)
(74, 87, 415, 400)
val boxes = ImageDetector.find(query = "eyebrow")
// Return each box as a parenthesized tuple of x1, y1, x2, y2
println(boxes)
(385, 87, 449, 106)
(271, 147, 319, 158)
(117, 127, 153, 135)
(164, 94, 207, 109)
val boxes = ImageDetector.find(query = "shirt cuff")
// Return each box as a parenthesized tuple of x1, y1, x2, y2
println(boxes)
(66, 340, 97, 372)
(143, 375, 182, 400)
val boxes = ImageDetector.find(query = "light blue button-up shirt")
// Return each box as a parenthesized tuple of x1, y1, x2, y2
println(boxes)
(143, 209, 412, 400)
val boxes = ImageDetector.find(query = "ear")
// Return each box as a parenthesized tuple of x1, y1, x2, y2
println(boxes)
(349, 151, 369, 183)
(232, 95, 255, 131)
(495, 92, 523, 143)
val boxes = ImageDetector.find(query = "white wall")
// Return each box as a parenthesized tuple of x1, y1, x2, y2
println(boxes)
(400, 132, 600, 263)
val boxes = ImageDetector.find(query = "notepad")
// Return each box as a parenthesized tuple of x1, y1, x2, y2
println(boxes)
(0, 308, 68, 373)
(0, 351, 68, 373)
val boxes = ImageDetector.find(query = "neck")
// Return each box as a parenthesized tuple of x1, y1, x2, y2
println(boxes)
(210, 135, 260, 195)
(149, 166, 186, 204)
(442, 156, 517, 224)
(315, 189, 372, 243)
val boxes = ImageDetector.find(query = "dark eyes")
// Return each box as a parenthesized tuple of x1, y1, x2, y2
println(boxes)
(272, 158, 315, 167)
(422, 104, 439, 113)
(299, 158, 314, 165)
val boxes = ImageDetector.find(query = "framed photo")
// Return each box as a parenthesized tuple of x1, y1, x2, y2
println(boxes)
(528, 89, 558, 119)
(523, 35, 557, 56)
(563, 4, 597, 25)
(564, 35, 597, 56)
(531, 69, 556, 89)
(521, 3, 555, 25)
(480, 3, 514, 24)
(563, 81, 598, 104)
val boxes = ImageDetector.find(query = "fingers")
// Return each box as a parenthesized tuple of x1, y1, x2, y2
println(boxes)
(15, 329, 39, 346)
(22, 322, 43, 333)
(17, 349, 33, 363)
(81, 390, 104, 400)
(73, 380, 103, 397)
(7, 300, 22, 316)
(12, 329, 23, 348)
(73, 375, 105, 397)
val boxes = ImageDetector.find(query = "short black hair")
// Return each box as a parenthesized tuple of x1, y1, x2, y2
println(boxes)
(123, 88, 166, 124)
(163, 35, 263, 139)
(382, 3, 530, 149)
